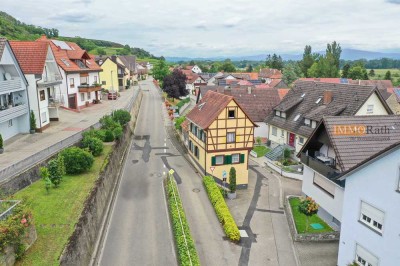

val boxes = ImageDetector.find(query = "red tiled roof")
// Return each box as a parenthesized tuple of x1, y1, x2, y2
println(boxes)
(268, 79, 287, 88)
(237, 80, 253, 86)
(36, 35, 102, 73)
(186, 65, 194, 70)
(259, 68, 282, 79)
(9, 41, 48, 74)
(278, 88, 290, 100)
(255, 83, 271, 89)
(182, 69, 193, 77)
(181, 119, 189, 132)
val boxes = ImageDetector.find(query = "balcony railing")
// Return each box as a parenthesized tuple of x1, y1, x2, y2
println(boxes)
(0, 78, 22, 94)
(300, 152, 340, 179)
(78, 84, 102, 93)
(0, 104, 29, 124)
(40, 74, 63, 83)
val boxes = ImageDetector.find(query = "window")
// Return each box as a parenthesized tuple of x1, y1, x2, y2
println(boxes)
(294, 114, 301, 121)
(8, 119, 12, 127)
(228, 110, 235, 118)
(80, 76, 88, 85)
(311, 120, 317, 128)
(194, 146, 199, 158)
(227, 132, 235, 143)
(232, 154, 240, 163)
(41, 112, 47, 123)
(275, 110, 281, 116)
(281, 112, 286, 118)
(367, 104, 374, 114)
(301, 93, 306, 98)
(360, 201, 384, 234)
(87, 92, 91, 100)
(61, 58, 70, 66)
(355, 244, 379, 266)
(299, 137, 304, 144)
(397, 168, 400, 191)
(189, 140, 193, 152)
(70, 78, 75, 88)
(80, 93, 85, 102)
(272, 127, 277, 136)
(39, 90, 46, 101)
(281, 130, 284, 137)
(305, 118, 311, 126)
(215, 155, 224, 165)
(94, 76, 98, 83)
(316, 97, 322, 104)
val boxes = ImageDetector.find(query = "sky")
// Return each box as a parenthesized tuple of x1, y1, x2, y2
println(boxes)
(3, 0, 400, 57)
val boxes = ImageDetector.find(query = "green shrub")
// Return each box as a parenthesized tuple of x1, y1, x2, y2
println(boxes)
(112, 109, 131, 126)
(40, 167, 51, 193)
(202, 176, 240, 242)
(30, 110, 36, 131)
(283, 148, 291, 159)
(104, 130, 115, 142)
(113, 125, 123, 140)
(81, 136, 104, 156)
(229, 167, 236, 193)
(48, 159, 62, 187)
(174, 116, 186, 131)
(0, 133, 3, 149)
(100, 115, 119, 131)
(61, 147, 94, 174)
(82, 129, 106, 142)
(166, 178, 200, 266)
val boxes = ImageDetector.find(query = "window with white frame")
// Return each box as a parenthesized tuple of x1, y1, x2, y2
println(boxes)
(360, 201, 384, 233)
(311, 120, 317, 128)
(8, 119, 12, 127)
(215, 155, 224, 165)
(272, 127, 277, 136)
(305, 118, 311, 126)
(232, 154, 240, 163)
(227, 132, 235, 143)
(299, 137, 304, 144)
(367, 104, 374, 114)
(80, 93, 85, 102)
(275, 110, 281, 116)
(398, 167, 400, 191)
(281, 129, 284, 137)
(355, 244, 379, 266)
(281, 112, 286, 118)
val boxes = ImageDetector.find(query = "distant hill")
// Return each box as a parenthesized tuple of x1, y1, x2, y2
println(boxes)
(0, 10, 158, 59)
(166, 49, 400, 62)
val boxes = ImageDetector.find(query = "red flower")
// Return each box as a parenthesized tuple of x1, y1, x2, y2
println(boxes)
(21, 218, 27, 224)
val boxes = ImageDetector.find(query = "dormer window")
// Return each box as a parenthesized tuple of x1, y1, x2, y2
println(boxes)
(301, 93, 306, 98)
(311, 120, 317, 128)
(316, 97, 322, 104)
(294, 114, 301, 121)
(281, 112, 286, 118)
(305, 118, 311, 126)
(275, 110, 281, 116)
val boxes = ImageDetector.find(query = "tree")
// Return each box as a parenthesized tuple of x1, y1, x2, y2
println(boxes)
(219, 59, 236, 72)
(326, 41, 342, 71)
(348, 65, 368, 80)
(342, 63, 351, 78)
(282, 63, 300, 85)
(30, 110, 36, 131)
(229, 167, 236, 194)
(162, 69, 188, 100)
(189, 60, 195, 65)
(266, 54, 283, 70)
(246, 64, 253, 72)
(298, 197, 319, 231)
(152, 60, 170, 81)
(301, 45, 314, 77)
(96, 48, 106, 56)
(369, 69, 375, 77)
(384, 70, 392, 81)
(40, 167, 51, 193)
(48, 159, 62, 187)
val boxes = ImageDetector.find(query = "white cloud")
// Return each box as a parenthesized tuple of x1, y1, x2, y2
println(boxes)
(2, 0, 400, 57)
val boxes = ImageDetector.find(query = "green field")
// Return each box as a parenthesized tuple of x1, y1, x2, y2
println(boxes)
(368, 68, 400, 80)
(13, 145, 112, 266)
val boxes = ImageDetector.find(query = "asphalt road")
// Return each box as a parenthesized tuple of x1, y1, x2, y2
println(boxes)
(98, 80, 177, 266)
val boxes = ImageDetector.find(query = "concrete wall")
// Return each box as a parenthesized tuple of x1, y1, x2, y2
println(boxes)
(337, 148, 400, 266)
(58, 90, 142, 265)
(301, 165, 344, 224)
(255, 122, 268, 138)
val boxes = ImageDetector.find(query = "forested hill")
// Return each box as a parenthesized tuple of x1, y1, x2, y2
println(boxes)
(0, 11, 159, 59)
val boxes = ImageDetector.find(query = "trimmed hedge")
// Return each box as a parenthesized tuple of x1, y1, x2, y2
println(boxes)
(203, 176, 241, 242)
(81, 136, 104, 156)
(166, 178, 200, 266)
(60, 147, 94, 174)
(82, 129, 106, 142)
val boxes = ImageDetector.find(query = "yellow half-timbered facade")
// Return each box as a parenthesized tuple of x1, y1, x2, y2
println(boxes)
(185, 90, 256, 188)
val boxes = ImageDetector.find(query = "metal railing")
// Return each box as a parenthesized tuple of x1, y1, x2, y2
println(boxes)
(0, 200, 20, 220)
(300, 152, 340, 179)
(0, 88, 140, 183)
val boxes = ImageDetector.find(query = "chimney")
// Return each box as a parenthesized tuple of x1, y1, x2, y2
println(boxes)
(247, 86, 252, 94)
(324, 90, 333, 105)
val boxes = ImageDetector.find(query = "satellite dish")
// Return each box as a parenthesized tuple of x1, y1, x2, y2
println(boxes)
(4, 73, 11, 80)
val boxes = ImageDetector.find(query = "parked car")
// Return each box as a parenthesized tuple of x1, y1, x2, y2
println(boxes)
(108, 91, 117, 100)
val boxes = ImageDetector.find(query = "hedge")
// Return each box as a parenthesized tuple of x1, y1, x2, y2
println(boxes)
(166, 177, 200, 266)
(202, 176, 240, 242)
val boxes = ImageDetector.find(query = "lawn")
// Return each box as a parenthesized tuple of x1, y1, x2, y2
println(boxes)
(367, 68, 400, 78)
(289, 197, 334, 234)
(0, 200, 16, 214)
(12, 145, 112, 266)
(252, 146, 271, 157)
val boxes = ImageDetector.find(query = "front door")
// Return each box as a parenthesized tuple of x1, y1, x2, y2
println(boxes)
(289, 133, 295, 147)
(68, 94, 77, 109)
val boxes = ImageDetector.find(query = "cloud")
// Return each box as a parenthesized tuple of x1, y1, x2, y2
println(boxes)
(194, 21, 208, 30)
(50, 11, 96, 23)
(223, 17, 242, 28)
(386, 0, 400, 3)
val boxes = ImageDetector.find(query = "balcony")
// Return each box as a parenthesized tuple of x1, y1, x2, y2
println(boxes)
(300, 152, 340, 179)
(0, 78, 22, 94)
(38, 74, 63, 87)
(0, 103, 29, 124)
(78, 84, 102, 93)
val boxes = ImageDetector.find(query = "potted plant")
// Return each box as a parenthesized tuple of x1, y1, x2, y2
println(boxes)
(30, 110, 36, 134)
(227, 167, 237, 199)
(0, 133, 3, 154)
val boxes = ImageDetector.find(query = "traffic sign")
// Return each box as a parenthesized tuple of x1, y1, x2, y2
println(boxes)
(210, 167, 215, 173)
(169, 169, 175, 175)
(222, 170, 227, 179)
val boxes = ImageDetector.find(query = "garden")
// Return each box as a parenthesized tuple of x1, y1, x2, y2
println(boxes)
(0, 109, 131, 265)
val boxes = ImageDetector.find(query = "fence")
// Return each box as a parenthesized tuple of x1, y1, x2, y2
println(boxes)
(0, 89, 139, 184)
(0, 200, 20, 221)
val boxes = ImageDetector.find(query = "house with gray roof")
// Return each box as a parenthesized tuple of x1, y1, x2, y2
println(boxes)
(265, 81, 392, 153)
(299, 115, 400, 266)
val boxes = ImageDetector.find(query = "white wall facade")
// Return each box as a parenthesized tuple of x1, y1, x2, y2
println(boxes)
(356, 92, 389, 116)
(25, 74, 50, 129)
(191, 65, 202, 74)
(337, 148, 400, 266)
(255, 122, 268, 138)
(302, 165, 344, 228)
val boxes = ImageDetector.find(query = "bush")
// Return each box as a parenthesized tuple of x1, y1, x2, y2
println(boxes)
(166, 178, 200, 266)
(104, 130, 115, 142)
(174, 116, 186, 131)
(203, 176, 240, 242)
(48, 159, 62, 187)
(112, 109, 131, 126)
(100, 115, 119, 131)
(113, 125, 123, 140)
(0, 133, 3, 149)
(82, 129, 106, 142)
(81, 136, 104, 156)
(61, 147, 94, 174)
(283, 148, 291, 159)
(229, 167, 236, 193)
(30, 110, 36, 131)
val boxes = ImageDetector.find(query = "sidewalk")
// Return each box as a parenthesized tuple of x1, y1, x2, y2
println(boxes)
(0, 85, 139, 183)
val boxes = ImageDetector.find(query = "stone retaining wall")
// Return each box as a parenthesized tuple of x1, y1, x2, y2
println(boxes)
(285, 195, 340, 242)
(58, 90, 142, 265)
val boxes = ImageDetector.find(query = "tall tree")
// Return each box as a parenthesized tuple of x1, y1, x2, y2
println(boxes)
(342, 63, 351, 78)
(282, 63, 301, 85)
(369, 69, 375, 77)
(189, 60, 195, 65)
(301, 45, 314, 77)
(246, 64, 253, 72)
(326, 41, 342, 71)
(219, 59, 236, 72)
(152, 59, 170, 81)
(162, 69, 188, 99)
(384, 70, 392, 81)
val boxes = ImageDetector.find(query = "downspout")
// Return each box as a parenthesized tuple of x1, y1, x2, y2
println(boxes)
(204, 130, 207, 176)
(35, 77, 42, 129)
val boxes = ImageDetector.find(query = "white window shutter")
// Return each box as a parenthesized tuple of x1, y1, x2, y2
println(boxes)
(361, 201, 384, 224)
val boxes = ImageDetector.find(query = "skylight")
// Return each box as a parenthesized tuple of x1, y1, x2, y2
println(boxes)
(198, 103, 206, 110)
(294, 114, 301, 121)
(316, 97, 322, 104)
(61, 58, 70, 66)
(301, 93, 306, 98)
(51, 40, 72, 50)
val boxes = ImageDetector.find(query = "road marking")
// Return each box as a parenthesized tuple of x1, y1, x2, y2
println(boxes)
(163, 171, 166, 176)
(163, 164, 166, 168)
(164, 149, 167, 153)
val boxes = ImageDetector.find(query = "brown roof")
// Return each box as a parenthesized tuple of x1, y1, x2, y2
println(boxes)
(265, 80, 393, 138)
(118, 55, 136, 72)
(318, 115, 400, 175)
(278, 88, 290, 99)
(9, 41, 49, 74)
(0, 38, 7, 59)
(259, 68, 282, 79)
(181, 119, 189, 132)
(298, 78, 351, 84)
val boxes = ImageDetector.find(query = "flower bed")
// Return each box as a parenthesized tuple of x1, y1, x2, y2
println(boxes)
(202, 176, 240, 242)
(166, 177, 200, 266)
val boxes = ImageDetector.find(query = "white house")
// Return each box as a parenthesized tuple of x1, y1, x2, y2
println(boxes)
(186, 65, 202, 74)
(299, 115, 400, 266)
(186, 74, 205, 95)
(10, 40, 63, 131)
(0, 38, 30, 140)
(265, 80, 392, 154)
(36, 36, 102, 111)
